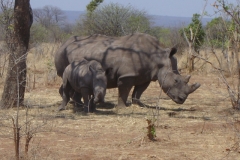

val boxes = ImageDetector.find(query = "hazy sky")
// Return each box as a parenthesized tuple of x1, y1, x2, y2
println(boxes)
(30, 0, 236, 17)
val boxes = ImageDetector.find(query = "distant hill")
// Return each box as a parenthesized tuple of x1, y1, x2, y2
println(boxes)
(64, 10, 212, 27)
(150, 15, 212, 27)
(64, 11, 85, 23)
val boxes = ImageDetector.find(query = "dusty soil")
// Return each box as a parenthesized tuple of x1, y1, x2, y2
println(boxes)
(0, 74, 240, 160)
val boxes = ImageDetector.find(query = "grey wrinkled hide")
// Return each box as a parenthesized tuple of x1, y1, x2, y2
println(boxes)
(59, 59, 107, 112)
(55, 33, 200, 107)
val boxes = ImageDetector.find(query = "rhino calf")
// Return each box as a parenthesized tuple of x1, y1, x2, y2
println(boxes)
(59, 59, 107, 112)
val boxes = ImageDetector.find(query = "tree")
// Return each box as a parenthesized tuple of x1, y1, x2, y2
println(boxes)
(0, 0, 33, 109)
(206, 17, 228, 48)
(77, 3, 151, 36)
(31, 5, 69, 42)
(33, 5, 66, 28)
(183, 14, 205, 52)
(86, 0, 103, 13)
(181, 13, 205, 73)
(210, 0, 240, 109)
(30, 23, 48, 43)
(0, 0, 14, 78)
(0, 0, 14, 41)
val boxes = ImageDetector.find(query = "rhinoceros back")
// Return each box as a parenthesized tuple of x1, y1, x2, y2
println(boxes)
(54, 35, 91, 77)
(55, 33, 166, 84)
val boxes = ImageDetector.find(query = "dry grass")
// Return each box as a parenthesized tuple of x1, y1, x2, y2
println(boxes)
(0, 44, 240, 159)
(176, 48, 239, 76)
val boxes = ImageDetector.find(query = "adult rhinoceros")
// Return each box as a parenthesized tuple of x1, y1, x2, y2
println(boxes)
(55, 33, 200, 107)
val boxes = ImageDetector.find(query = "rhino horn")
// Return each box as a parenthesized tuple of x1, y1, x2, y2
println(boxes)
(184, 75, 191, 83)
(188, 83, 201, 94)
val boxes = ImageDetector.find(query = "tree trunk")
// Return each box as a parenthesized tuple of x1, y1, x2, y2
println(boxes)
(0, 0, 32, 108)
(188, 56, 195, 73)
(234, 31, 240, 110)
(187, 41, 194, 73)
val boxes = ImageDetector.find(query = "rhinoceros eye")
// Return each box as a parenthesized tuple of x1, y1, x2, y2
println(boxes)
(175, 79, 179, 84)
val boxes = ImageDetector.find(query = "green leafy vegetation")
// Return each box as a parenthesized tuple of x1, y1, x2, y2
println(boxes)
(205, 17, 233, 48)
(76, 3, 151, 37)
(86, 0, 104, 13)
(180, 13, 205, 52)
(146, 118, 156, 141)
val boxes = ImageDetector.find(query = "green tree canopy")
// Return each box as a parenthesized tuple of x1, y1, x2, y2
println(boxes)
(86, 0, 104, 13)
(206, 17, 229, 48)
(181, 13, 205, 52)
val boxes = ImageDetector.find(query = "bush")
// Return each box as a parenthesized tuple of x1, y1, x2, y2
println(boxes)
(76, 3, 151, 36)
(30, 24, 48, 43)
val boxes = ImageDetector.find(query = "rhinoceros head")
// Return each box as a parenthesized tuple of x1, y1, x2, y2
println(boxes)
(157, 47, 200, 104)
(158, 72, 200, 104)
(89, 63, 107, 104)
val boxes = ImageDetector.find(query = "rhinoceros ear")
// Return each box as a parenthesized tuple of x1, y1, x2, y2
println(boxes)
(188, 83, 201, 94)
(169, 47, 177, 57)
(89, 65, 95, 73)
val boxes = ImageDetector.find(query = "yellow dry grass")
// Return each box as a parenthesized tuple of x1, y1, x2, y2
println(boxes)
(0, 44, 240, 159)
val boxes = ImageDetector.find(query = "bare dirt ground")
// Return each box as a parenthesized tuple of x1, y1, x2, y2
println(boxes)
(0, 46, 240, 159)
(1, 74, 240, 160)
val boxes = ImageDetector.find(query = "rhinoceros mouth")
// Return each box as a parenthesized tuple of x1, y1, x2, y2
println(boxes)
(167, 93, 186, 104)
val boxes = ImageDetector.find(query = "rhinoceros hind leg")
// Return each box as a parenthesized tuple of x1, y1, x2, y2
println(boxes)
(58, 82, 71, 111)
(59, 84, 63, 97)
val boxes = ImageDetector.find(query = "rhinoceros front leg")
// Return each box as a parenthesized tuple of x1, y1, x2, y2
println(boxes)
(81, 88, 95, 113)
(117, 77, 133, 108)
(58, 82, 71, 111)
(89, 98, 95, 112)
(132, 81, 150, 105)
(71, 91, 83, 108)
(59, 84, 83, 108)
